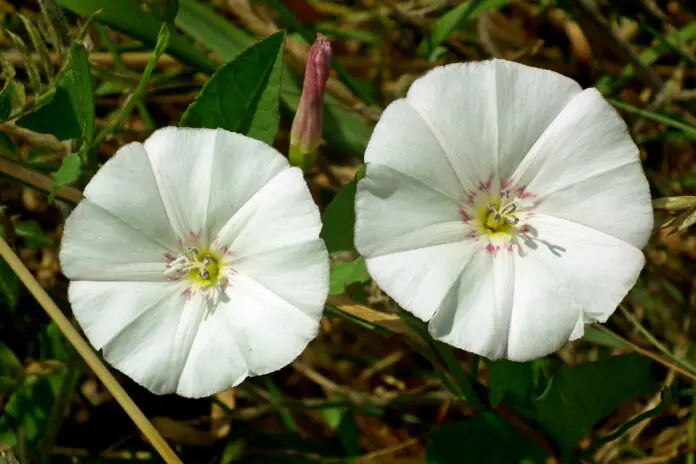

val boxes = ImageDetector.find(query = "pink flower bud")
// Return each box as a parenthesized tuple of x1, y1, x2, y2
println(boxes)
(290, 34, 332, 171)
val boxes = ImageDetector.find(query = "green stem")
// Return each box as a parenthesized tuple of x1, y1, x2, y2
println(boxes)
(94, 23, 170, 146)
(610, 99, 696, 139)
(95, 24, 156, 131)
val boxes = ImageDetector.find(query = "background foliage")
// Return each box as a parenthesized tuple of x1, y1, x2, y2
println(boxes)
(0, 0, 695, 462)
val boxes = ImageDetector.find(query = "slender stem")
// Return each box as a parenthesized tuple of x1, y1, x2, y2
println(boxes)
(95, 24, 156, 131)
(610, 99, 696, 138)
(619, 306, 696, 375)
(689, 388, 696, 464)
(0, 237, 181, 464)
(596, 325, 696, 382)
(0, 156, 83, 204)
(95, 23, 170, 146)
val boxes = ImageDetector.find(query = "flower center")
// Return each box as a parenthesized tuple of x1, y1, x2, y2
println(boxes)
(458, 178, 537, 255)
(165, 247, 222, 287)
(483, 196, 519, 233)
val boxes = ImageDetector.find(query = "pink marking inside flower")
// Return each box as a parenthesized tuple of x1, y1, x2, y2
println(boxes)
(458, 207, 470, 223)
(485, 243, 500, 256)
(182, 288, 192, 299)
(478, 175, 493, 192)
(516, 186, 534, 200)
(501, 177, 514, 190)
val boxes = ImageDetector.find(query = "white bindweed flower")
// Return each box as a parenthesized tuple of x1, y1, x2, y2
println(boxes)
(60, 127, 329, 397)
(355, 59, 653, 361)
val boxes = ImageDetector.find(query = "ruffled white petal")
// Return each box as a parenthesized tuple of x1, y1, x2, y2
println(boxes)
(101, 290, 206, 395)
(355, 164, 467, 257)
(493, 59, 581, 180)
(216, 167, 322, 259)
(428, 251, 513, 359)
(363, 99, 465, 199)
(535, 161, 653, 249)
(406, 61, 497, 190)
(206, 130, 288, 236)
(507, 214, 645, 360)
(176, 307, 249, 398)
(221, 273, 320, 375)
(178, 241, 328, 397)
(83, 142, 180, 250)
(512, 89, 642, 206)
(68, 280, 179, 350)
(60, 200, 167, 281)
(364, 241, 474, 321)
(234, 240, 328, 318)
(144, 127, 219, 239)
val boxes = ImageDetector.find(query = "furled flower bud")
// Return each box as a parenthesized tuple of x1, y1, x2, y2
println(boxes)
(289, 34, 332, 172)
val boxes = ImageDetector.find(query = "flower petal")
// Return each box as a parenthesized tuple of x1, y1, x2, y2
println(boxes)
(144, 127, 218, 239)
(177, 241, 328, 396)
(216, 167, 322, 259)
(206, 130, 288, 236)
(220, 273, 320, 375)
(83, 142, 180, 250)
(535, 161, 653, 249)
(355, 164, 467, 257)
(68, 280, 179, 350)
(176, 309, 250, 398)
(512, 88, 641, 203)
(493, 59, 581, 180)
(428, 251, 513, 359)
(406, 61, 497, 189)
(364, 99, 465, 199)
(234, 240, 328, 319)
(101, 290, 206, 395)
(60, 200, 167, 281)
(364, 241, 475, 321)
(507, 214, 645, 360)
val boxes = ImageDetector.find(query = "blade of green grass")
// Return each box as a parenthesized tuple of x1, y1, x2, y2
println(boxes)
(610, 99, 696, 139)
(57, 0, 217, 73)
(417, 0, 510, 57)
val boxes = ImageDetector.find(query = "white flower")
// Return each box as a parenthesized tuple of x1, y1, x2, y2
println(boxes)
(354, 59, 653, 361)
(60, 127, 329, 397)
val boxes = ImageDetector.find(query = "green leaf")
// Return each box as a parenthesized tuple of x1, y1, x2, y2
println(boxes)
(533, 354, 656, 454)
(57, 0, 216, 74)
(12, 221, 53, 248)
(0, 342, 22, 381)
(418, 0, 511, 57)
(329, 258, 371, 295)
(0, 80, 18, 121)
(49, 154, 81, 202)
(15, 44, 93, 142)
(180, 32, 284, 145)
(322, 180, 357, 253)
(427, 412, 547, 463)
(15, 87, 82, 141)
(0, 324, 75, 457)
(0, 258, 19, 310)
(0, 131, 17, 159)
(487, 359, 536, 407)
(66, 44, 95, 143)
(581, 326, 624, 349)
